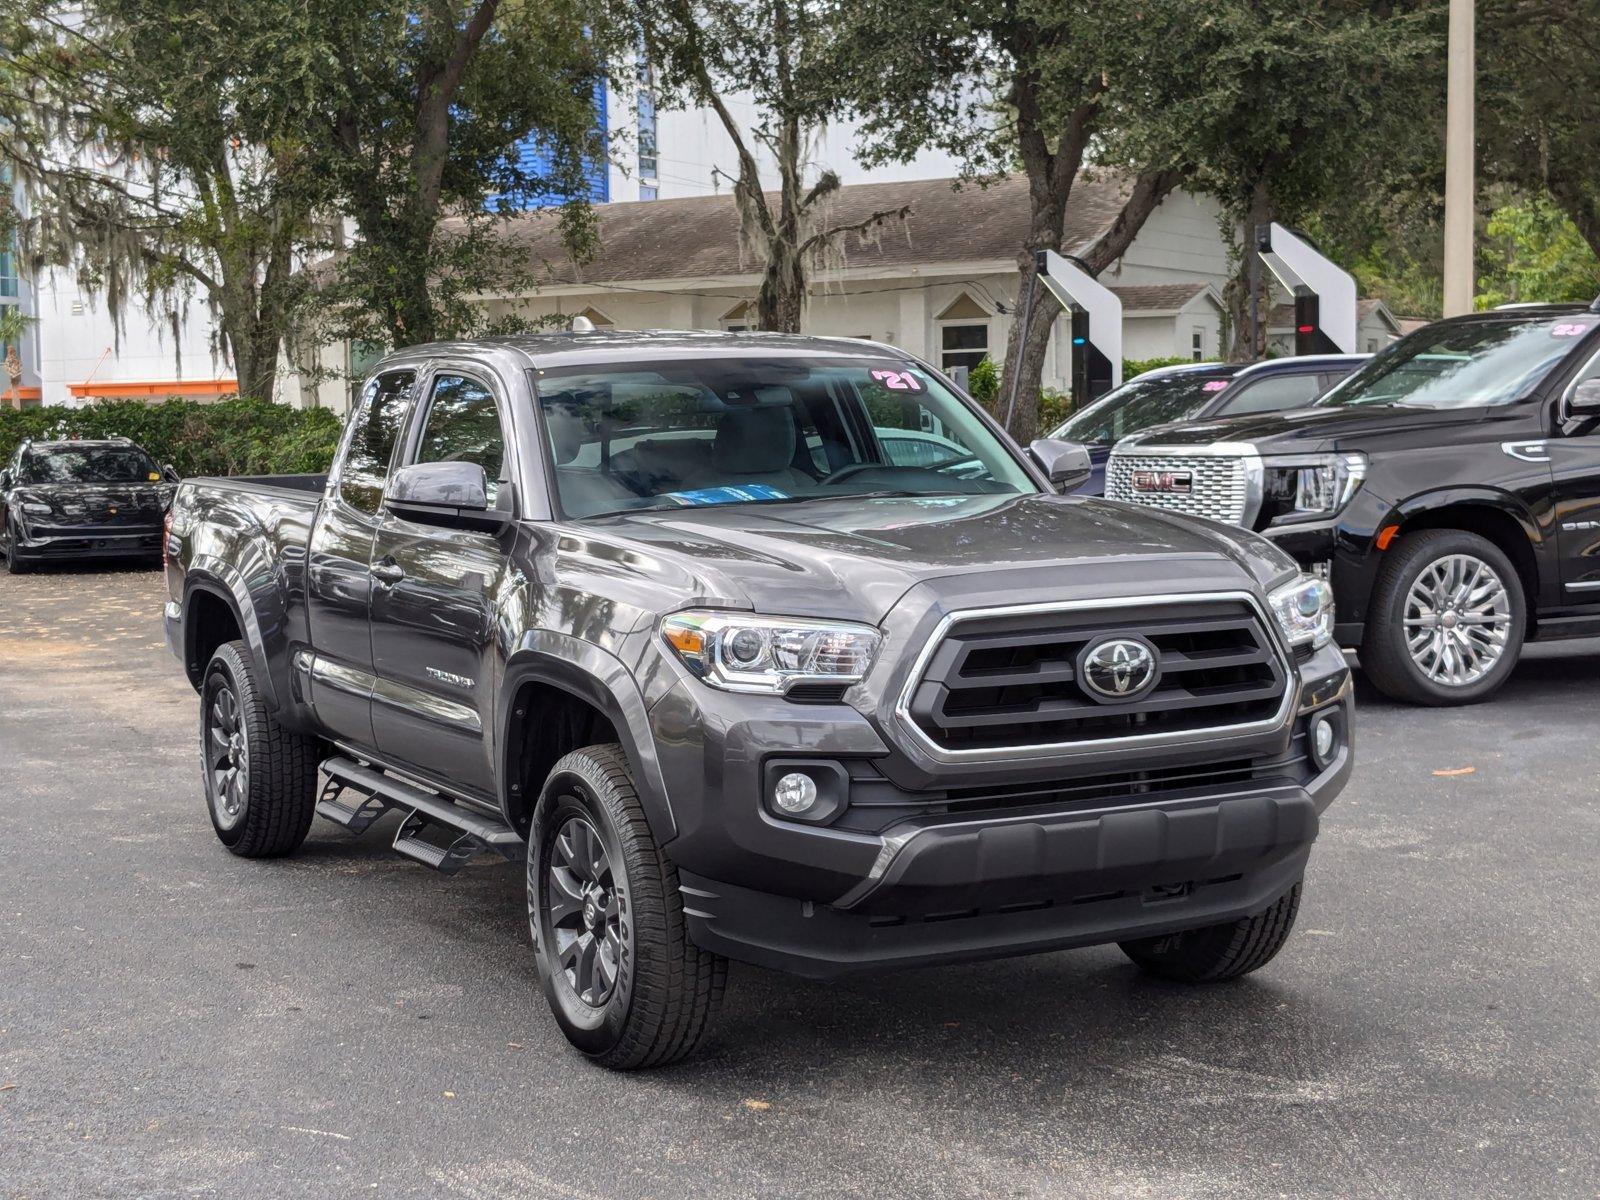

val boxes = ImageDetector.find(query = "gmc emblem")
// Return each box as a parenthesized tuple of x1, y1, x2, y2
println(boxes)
(1131, 469, 1193, 494)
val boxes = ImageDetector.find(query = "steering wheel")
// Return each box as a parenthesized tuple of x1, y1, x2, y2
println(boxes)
(822, 463, 882, 486)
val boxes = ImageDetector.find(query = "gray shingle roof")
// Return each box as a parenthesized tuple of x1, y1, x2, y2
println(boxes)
(1110, 283, 1216, 313)
(492, 173, 1139, 285)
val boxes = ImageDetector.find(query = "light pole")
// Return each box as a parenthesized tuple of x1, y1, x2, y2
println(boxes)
(1442, 0, 1475, 316)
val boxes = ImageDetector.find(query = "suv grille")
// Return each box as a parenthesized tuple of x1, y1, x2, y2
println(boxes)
(1105, 452, 1251, 525)
(903, 596, 1289, 753)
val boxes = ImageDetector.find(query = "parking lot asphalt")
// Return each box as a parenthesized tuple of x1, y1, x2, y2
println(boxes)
(2, 565, 1598, 1200)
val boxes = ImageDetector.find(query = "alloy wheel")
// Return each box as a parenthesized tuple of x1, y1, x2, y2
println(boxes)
(1401, 552, 1512, 687)
(205, 679, 249, 830)
(545, 815, 625, 1007)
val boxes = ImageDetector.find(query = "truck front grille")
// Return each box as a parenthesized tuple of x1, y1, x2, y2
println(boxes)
(1105, 451, 1251, 525)
(902, 595, 1290, 755)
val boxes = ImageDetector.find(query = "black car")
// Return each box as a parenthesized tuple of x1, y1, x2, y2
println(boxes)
(1, 438, 178, 572)
(1106, 302, 1600, 705)
(162, 330, 1350, 1068)
(1047, 355, 1366, 495)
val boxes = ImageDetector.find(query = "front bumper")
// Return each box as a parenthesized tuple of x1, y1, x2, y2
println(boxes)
(652, 638, 1353, 977)
(12, 521, 163, 560)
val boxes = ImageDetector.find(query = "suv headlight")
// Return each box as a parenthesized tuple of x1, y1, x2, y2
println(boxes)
(1263, 453, 1367, 525)
(1269, 574, 1335, 651)
(661, 610, 881, 694)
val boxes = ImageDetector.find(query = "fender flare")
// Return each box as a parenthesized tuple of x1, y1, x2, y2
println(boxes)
(1383, 485, 1550, 602)
(498, 632, 678, 844)
(182, 558, 282, 710)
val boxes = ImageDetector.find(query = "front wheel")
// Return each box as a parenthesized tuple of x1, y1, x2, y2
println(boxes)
(1120, 882, 1302, 982)
(1361, 529, 1525, 706)
(528, 745, 726, 1069)
(200, 640, 318, 856)
(4, 516, 32, 574)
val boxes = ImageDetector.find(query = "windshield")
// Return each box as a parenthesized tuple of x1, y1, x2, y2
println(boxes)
(21, 445, 161, 484)
(1048, 371, 1233, 446)
(537, 357, 1038, 519)
(1318, 315, 1599, 410)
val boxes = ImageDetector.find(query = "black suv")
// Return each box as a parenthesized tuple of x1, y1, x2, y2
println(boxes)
(1, 437, 178, 572)
(163, 331, 1352, 1067)
(1108, 303, 1600, 704)
(1049, 356, 1366, 495)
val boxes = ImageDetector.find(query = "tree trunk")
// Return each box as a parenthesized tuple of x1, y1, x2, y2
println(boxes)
(1226, 180, 1274, 361)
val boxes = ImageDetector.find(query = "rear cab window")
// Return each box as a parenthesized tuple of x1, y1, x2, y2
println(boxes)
(338, 370, 416, 515)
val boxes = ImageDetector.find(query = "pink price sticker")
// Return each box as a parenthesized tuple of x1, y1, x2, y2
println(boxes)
(1552, 323, 1592, 337)
(1201, 380, 1228, 392)
(869, 368, 922, 392)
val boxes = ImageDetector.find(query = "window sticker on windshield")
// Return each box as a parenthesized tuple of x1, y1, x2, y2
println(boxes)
(665, 484, 790, 507)
(870, 369, 922, 392)
(1551, 323, 1593, 337)
(1202, 380, 1228, 392)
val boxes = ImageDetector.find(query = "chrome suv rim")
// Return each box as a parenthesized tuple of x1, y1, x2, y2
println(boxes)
(205, 679, 249, 830)
(1403, 553, 1512, 686)
(545, 816, 624, 1007)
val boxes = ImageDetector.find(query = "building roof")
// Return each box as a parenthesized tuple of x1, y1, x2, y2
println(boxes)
(487, 173, 1140, 286)
(1111, 282, 1219, 314)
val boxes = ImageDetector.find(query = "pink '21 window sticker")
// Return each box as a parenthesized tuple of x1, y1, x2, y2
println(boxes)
(870, 368, 922, 392)
(1202, 380, 1229, 392)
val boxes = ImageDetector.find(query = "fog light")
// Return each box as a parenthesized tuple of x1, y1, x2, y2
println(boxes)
(773, 772, 818, 815)
(1310, 713, 1338, 768)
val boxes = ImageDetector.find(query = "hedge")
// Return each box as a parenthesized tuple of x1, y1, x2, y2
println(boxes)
(0, 398, 344, 478)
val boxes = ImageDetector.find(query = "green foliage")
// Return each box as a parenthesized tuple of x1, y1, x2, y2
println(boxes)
(1037, 390, 1072, 432)
(0, 399, 343, 478)
(1475, 197, 1600, 309)
(966, 356, 999, 407)
(1124, 356, 1192, 378)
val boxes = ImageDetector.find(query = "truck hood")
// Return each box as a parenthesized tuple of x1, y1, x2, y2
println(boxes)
(566, 492, 1294, 623)
(1120, 403, 1491, 455)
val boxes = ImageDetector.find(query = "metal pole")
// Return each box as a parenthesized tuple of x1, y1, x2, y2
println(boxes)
(1248, 247, 1260, 362)
(1442, 0, 1475, 316)
(1003, 268, 1040, 434)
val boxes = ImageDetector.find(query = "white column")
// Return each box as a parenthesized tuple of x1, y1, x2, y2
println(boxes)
(1442, 0, 1475, 317)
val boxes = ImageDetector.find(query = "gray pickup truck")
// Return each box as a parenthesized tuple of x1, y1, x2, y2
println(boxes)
(163, 330, 1352, 1068)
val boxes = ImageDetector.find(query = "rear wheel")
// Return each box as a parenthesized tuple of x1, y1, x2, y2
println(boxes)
(1361, 529, 1524, 706)
(528, 745, 726, 1069)
(200, 640, 318, 856)
(1120, 882, 1302, 982)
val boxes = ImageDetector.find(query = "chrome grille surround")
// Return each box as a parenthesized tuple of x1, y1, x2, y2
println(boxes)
(1104, 441, 1265, 528)
(894, 592, 1295, 763)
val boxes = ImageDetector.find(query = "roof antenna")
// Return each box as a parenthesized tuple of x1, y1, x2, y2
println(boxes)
(570, 314, 596, 333)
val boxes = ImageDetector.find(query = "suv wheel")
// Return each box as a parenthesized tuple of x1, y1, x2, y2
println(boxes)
(4, 516, 32, 574)
(1362, 529, 1525, 706)
(1120, 882, 1301, 982)
(529, 745, 726, 1069)
(200, 640, 318, 856)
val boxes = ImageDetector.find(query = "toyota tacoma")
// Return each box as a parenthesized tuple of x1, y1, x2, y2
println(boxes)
(163, 330, 1352, 1068)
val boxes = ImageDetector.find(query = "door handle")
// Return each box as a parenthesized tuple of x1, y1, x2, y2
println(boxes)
(370, 558, 405, 586)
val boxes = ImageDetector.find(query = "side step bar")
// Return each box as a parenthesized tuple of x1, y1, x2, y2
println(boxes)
(315, 755, 524, 875)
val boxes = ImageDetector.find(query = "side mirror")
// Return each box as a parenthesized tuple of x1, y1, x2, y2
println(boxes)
(1567, 378, 1600, 416)
(161, 464, 181, 483)
(384, 461, 510, 533)
(0, 469, 11, 491)
(1027, 438, 1093, 492)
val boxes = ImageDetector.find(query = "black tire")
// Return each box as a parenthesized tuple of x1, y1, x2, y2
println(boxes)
(528, 744, 726, 1070)
(200, 640, 318, 857)
(1361, 529, 1525, 706)
(1120, 882, 1302, 983)
(4, 516, 32, 574)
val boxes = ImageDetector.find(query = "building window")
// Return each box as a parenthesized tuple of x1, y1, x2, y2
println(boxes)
(0, 243, 17, 299)
(1192, 327, 1205, 361)
(936, 294, 991, 374)
(721, 301, 755, 332)
(637, 52, 658, 196)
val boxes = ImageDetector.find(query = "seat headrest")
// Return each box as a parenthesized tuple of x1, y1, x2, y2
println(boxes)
(713, 405, 796, 474)
(544, 409, 585, 465)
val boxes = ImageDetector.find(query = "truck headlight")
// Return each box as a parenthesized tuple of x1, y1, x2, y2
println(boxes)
(1264, 453, 1367, 525)
(1269, 574, 1335, 651)
(19, 500, 52, 516)
(661, 610, 881, 694)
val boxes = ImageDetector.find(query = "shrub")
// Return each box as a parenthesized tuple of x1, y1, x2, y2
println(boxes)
(1122, 355, 1194, 379)
(0, 398, 344, 478)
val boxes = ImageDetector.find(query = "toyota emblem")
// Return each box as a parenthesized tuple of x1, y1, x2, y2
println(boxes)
(1077, 636, 1160, 702)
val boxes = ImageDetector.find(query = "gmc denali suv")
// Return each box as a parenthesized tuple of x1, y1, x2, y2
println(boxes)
(163, 330, 1353, 1068)
(1108, 303, 1600, 705)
